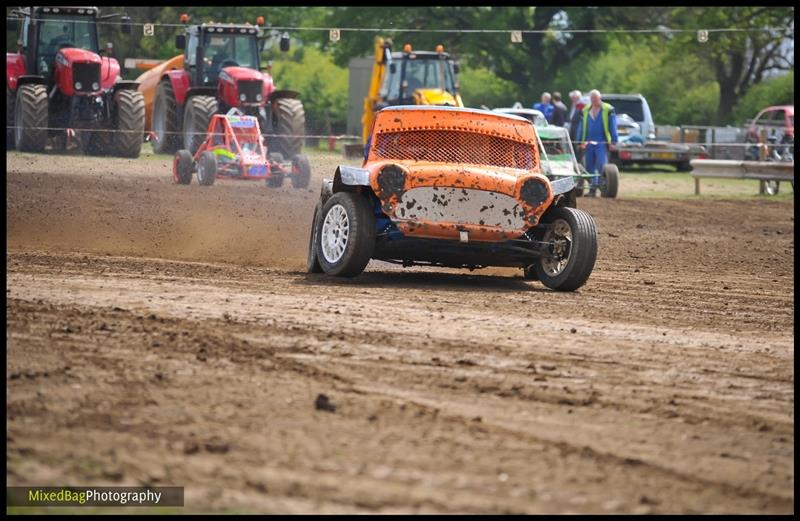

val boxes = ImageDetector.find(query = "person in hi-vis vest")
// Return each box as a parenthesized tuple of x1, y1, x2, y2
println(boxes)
(576, 90, 618, 196)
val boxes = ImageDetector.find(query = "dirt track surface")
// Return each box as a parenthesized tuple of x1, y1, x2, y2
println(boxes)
(6, 153, 795, 513)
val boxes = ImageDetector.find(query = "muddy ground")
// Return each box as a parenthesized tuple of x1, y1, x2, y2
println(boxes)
(6, 152, 794, 513)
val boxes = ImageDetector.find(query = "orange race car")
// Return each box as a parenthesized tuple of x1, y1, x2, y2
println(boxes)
(306, 106, 598, 291)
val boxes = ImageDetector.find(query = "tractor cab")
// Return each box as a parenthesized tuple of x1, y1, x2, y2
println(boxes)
(11, 6, 131, 87)
(178, 23, 262, 88)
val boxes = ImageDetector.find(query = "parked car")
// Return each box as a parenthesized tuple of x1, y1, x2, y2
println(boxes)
(744, 105, 794, 195)
(745, 105, 794, 161)
(493, 103, 548, 127)
(600, 94, 706, 171)
(306, 106, 598, 291)
(601, 93, 656, 140)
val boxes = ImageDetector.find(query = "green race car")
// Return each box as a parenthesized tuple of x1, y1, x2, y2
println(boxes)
(536, 125, 619, 198)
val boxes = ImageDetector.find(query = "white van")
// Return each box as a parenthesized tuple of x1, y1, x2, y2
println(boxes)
(601, 94, 656, 141)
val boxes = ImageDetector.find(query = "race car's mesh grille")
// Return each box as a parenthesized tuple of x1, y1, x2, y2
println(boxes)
(372, 130, 537, 171)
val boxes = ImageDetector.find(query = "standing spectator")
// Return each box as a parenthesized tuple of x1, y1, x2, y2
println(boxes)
(576, 89, 618, 196)
(567, 90, 582, 131)
(533, 92, 553, 123)
(550, 91, 568, 127)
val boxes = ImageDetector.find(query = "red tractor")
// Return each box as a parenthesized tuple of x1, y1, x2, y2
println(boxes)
(6, 6, 145, 157)
(172, 110, 311, 188)
(137, 14, 305, 159)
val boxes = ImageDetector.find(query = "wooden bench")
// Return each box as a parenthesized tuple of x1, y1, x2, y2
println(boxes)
(689, 159, 794, 195)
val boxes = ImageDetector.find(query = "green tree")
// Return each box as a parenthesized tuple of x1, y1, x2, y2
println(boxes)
(307, 6, 622, 102)
(271, 47, 348, 134)
(731, 71, 794, 124)
(668, 6, 794, 124)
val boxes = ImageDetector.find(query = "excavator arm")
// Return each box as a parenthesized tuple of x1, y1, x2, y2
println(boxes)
(362, 37, 392, 144)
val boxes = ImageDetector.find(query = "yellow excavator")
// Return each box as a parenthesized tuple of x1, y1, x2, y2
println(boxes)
(362, 37, 464, 143)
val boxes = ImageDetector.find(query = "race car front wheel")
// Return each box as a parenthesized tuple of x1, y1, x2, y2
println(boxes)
(535, 206, 598, 291)
(316, 192, 375, 277)
(307, 203, 324, 273)
(196, 151, 217, 186)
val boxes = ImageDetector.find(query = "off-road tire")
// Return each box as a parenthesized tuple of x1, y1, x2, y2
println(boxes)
(675, 160, 692, 172)
(316, 192, 375, 277)
(291, 153, 311, 189)
(601, 163, 619, 198)
(7, 87, 16, 149)
(14, 84, 48, 152)
(535, 206, 598, 291)
(82, 129, 113, 156)
(153, 79, 180, 154)
(183, 95, 218, 154)
(307, 203, 324, 273)
(196, 150, 217, 186)
(112, 89, 145, 158)
(173, 149, 193, 184)
(270, 97, 305, 158)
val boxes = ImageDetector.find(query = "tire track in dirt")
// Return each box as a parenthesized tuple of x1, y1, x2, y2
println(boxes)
(6, 153, 794, 513)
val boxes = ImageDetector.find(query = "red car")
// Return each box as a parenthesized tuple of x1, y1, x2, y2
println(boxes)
(745, 105, 794, 161)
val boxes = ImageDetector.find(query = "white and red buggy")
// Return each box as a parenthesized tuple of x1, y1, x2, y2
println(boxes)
(172, 109, 311, 188)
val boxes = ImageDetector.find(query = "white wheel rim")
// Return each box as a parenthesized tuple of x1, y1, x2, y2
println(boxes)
(321, 204, 349, 264)
(766, 181, 778, 195)
(541, 218, 573, 276)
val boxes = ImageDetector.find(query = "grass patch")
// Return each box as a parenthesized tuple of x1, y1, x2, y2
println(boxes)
(619, 170, 795, 200)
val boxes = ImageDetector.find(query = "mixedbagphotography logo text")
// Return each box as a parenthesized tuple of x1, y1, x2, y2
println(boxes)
(6, 487, 184, 507)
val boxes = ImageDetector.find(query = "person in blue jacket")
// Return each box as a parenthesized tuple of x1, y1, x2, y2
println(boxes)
(533, 92, 554, 123)
(576, 89, 618, 196)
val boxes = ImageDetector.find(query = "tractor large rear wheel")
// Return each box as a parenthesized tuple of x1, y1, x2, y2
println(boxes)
(112, 89, 145, 158)
(14, 84, 48, 152)
(7, 87, 16, 149)
(183, 95, 218, 154)
(153, 80, 179, 154)
(270, 97, 305, 159)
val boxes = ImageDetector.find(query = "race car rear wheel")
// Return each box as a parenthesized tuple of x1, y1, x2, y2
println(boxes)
(535, 206, 597, 291)
(173, 149, 193, 185)
(316, 192, 375, 277)
(266, 152, 285, 187)
(196, 150, 217, 186)
(600, 163, 619, 198)
(307, 203, 324, 273)
(291, 153, 311, 189)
